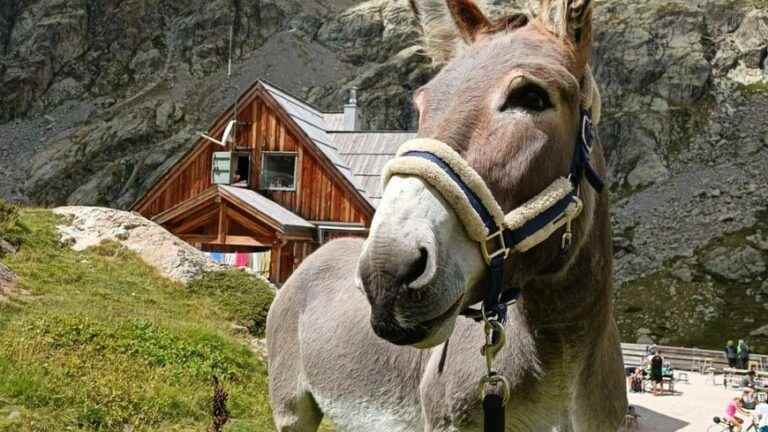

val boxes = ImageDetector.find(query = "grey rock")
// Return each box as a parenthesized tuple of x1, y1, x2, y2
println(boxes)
(751, 324, 768, 337)
(636, 327, 654, 344)
(6, 410, 21, 421)
(747, 232, 768, 251)
(670, 266, 694, 283)
(702, 246, 766, 283)
(0, 238, 17, 256)
(111, 226, 130, 241)
(155, 101, 176, 131)
(0, 262, 15, 286)
(733, 10, 768, 69)
(626, 152, 670, 188)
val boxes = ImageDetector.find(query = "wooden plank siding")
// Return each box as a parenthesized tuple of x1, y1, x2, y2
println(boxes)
(132, 81, 375, 285)
(135, 93, 370, 226)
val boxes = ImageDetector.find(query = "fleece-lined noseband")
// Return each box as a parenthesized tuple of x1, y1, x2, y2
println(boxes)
(382, 109, 604, 323)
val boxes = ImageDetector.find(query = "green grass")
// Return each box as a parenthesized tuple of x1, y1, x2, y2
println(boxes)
(0, 209, 276, 431)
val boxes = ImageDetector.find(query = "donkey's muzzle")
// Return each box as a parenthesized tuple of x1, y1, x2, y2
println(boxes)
(357, 222, 440, 344)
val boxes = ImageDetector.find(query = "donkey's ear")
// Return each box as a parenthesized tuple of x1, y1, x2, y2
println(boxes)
(538, 0, 593, 56)
(409, 0, 491, 64)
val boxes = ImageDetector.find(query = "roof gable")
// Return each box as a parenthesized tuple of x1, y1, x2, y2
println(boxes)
(258, 81, 370, 202)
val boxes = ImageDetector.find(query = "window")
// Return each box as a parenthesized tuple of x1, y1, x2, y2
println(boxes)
(233, 154, 250, 186)
(211, 151, 251, 186)
(260, 152, 297, 191)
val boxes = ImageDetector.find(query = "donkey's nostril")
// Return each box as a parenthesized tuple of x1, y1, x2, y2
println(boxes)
(401, 247, 429, 287)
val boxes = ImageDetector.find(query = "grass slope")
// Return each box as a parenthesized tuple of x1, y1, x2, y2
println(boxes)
(0, 209, 275, 431)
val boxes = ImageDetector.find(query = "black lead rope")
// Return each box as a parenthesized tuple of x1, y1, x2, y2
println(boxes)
(483, 392, 506, 431)
(402, 109, 603, 432)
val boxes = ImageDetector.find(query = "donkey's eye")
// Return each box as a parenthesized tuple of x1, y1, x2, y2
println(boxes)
(501, 84, 552, 113)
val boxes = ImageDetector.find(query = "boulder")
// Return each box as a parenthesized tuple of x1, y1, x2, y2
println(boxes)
(733, 10, 768, 69)
(0, 238, 17, 256)
(670, 265, 695, 283)
(53, 206, 226, 284)
(626, 152, 670, 188)
(751, 323, 768, 337)
(702, 246, 766, 283)
(747, 232, 768, 251)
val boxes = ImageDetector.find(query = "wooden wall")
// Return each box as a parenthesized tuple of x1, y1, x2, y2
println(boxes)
(136, 90, 371, 227)
(246, 99, 369, 225)
(137, 142, 215, 218)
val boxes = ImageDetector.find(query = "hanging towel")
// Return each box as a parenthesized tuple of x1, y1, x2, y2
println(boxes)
(210, 252, 224, 263)
(234, 251, 249, 268)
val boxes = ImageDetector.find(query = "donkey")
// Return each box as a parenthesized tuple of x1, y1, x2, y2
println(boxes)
(266, 0, 627, 430)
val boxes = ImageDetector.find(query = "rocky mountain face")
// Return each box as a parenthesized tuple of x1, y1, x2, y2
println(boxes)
(0, 0, 767, 350)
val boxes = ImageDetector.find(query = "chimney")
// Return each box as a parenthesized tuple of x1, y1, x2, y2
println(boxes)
(342, 87, 361, 131)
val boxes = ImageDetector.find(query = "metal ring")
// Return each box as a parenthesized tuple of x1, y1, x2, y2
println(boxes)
(479, 374, 511, 406)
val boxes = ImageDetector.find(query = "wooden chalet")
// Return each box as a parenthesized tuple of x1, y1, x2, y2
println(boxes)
(132, 80, 415, 283)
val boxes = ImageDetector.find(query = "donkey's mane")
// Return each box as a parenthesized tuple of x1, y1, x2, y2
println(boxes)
(482, 12, 530, 35)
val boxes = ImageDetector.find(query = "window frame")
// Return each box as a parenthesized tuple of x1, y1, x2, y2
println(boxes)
(260, 151, 299, 192)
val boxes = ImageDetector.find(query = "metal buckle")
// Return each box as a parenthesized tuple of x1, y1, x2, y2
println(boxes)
(479, 374, 511, 406)
(481, 229, 509, 264)
(581, 114, 593, 155)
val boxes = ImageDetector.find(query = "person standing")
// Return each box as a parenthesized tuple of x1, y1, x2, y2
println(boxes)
(651, 350, 664, 396)
(726, 340, 738, 368)
(738, 340, 751, 370)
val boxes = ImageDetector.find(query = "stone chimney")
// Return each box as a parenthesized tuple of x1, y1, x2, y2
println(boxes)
(342, 87, 361, 131)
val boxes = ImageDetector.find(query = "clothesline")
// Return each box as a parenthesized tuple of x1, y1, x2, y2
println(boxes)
(207, 251, 271, 276)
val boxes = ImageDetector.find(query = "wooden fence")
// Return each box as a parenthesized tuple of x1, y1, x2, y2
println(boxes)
(621, 343, 768, 371)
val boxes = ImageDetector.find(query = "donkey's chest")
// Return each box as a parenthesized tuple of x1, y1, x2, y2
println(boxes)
(312, 389, 423, 432)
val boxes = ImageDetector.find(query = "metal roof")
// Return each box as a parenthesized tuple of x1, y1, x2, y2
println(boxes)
(219, 185, 314, 231)
(259, 81, 370, 201)
(323, 113, 346, 131)
(331, 132, 416, 207)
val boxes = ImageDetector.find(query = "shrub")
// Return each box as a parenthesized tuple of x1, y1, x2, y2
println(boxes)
(0, 199, 25, 250)
(187, 270, 275, 337)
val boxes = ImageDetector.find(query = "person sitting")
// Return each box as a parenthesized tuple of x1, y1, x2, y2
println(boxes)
(742, 388, 757, 410)
(754, 401, 768, 432)
(742, 370, 758, 389)
(650, 350, 664, 396)
(629, 368, 644, 393)
(726, 397, 752, 432)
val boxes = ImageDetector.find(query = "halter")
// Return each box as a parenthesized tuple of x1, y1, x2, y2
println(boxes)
(382, 108, 604, 430)
(383, 108, 604, 323)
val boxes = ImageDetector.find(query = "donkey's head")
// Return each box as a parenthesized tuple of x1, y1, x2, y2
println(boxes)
(357, 0, 603, 347)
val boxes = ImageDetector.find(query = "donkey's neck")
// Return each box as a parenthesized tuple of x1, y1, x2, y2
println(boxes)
(519, 194, 613, 338)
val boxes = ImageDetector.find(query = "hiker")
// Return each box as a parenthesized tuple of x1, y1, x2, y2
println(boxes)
(738, 340, 751, 370)
(726, 340, 738, 368)
(650, 350, 664, 396)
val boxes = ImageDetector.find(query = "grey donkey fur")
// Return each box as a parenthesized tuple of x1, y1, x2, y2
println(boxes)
(267, 0, 627, 430)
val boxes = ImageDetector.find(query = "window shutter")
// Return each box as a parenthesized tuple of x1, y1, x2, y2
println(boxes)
(212, 152, 233, 185)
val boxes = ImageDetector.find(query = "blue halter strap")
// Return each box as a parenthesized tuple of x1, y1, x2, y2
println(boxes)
(401, 108, 604, 323)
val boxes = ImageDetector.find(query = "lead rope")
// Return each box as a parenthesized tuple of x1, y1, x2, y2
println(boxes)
(480, 307, 510, 432)
(385, 108, 603, 431)
(477, 109, 602, 432)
